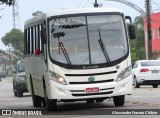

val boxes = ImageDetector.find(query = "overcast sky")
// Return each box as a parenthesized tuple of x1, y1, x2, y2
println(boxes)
(0, 0, 160, 50)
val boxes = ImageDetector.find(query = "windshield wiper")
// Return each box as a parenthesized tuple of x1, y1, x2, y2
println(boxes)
(59, 42, 72, 66)
(98, 30, 111, 63)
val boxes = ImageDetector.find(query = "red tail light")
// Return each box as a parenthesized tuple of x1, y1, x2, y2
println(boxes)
(140, 68, 149, 72)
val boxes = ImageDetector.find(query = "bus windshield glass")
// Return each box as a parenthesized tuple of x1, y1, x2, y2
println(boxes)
(49, 15, 128, 66)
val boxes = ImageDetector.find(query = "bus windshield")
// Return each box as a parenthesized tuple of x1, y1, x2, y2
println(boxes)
(49, 14, 128, 66)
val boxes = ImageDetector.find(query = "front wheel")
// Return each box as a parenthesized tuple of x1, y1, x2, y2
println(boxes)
(113, 95, 125, 106)
(86, 99, 94, 103)
(43, 80, 57, 111)
(153, 84, 158, 88)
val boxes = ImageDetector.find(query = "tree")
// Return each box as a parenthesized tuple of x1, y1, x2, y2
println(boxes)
(134, 16, 144, 29)
(130, 15, 146, 61)
(32, 11, 43, 17)
(1, 28, 24, 54)
(0, 0, 15, 6)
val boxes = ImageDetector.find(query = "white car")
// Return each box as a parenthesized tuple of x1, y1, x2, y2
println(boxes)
(132, 60, 160, 88)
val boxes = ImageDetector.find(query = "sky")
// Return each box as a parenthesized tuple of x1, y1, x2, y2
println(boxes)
(0, 0, 160, 50)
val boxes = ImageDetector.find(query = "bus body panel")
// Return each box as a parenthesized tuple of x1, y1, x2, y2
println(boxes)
(24, 8, 133, 106)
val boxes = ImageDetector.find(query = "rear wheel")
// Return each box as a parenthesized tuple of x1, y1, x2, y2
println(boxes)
(134, 77, 140, 88)
(152, 84, 158, 88)
(30, 77, 41, 107)
(113, 95, 125, 106)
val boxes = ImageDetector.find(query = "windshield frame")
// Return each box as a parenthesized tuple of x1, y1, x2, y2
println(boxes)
(48, 12, 129, 69)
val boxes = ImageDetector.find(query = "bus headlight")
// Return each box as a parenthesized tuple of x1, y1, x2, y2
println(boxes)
(116, 66, 132, 82)
(49, 71, 67, 85)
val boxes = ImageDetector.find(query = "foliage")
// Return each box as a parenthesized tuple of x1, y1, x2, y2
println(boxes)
(1, 28, 24, 54)
(134, 16, 144, 29)
(0, 0, 15, 6)
(32, 11, 43, 17)
(130, 15, 146, 62)
(0, 49, 6, 55)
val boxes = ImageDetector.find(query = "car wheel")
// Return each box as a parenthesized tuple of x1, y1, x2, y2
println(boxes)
(17, 90, 23, 97)
(13, 82, 17, 96)
(30, 77, 41, 107)
(134, 77, 140, 88)
(14, 91, 17, 96)
(86, 99, 94, 103)
(113, 95, 125, 106)
(152, 84, 158, 88)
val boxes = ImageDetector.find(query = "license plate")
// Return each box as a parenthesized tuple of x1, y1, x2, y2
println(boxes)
(152, 70, 159, 73)
(86, 87, 99, 93)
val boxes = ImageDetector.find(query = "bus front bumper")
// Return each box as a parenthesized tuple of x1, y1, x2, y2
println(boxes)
(48, 74, 132, 100)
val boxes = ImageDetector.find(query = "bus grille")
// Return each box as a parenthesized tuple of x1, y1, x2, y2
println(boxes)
(72, 91, 113, 97)
(69, 79, 114, 84)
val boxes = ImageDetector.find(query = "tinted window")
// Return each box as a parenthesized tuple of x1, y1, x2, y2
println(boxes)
(18, 62, 25, 72)
(140, 61, 160, 66)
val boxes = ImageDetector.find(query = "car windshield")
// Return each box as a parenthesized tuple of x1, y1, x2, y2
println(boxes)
(49, 14, 128, 66)
(18, 62, 25, 72)
(140, 61, 160, 66)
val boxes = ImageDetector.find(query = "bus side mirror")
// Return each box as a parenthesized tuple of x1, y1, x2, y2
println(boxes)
(125, 16, 136, 39)
(41, 28, 47, 44)
(128, 24, 136, 39)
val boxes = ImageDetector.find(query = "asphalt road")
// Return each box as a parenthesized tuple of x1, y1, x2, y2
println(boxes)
(0, 77, 160, 118)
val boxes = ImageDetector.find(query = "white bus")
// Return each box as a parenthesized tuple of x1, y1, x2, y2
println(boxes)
(24, 8, 135, 110)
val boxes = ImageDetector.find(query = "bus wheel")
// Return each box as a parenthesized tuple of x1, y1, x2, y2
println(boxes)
(30, 78, 41, 107)
(153, 84, 158, 88)
(86, 99, 94, 103)
(44, 88, 57, 111)
(113, 95, 125, 106)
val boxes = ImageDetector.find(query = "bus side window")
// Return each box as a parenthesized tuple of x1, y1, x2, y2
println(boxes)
(24, 29, 27, 55)
(29, 27, 33, 55)
(41, 24, 47, 63)
(27, 28, 30, 55)
(39, 24, 42, 54)
(33, 26, 36, 55)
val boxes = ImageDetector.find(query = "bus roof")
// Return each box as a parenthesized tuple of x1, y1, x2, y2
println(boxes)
(46, 7, 123, 17)
(25, 8, 123, 26)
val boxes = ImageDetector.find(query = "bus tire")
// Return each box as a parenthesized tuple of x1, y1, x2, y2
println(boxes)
(43, 79, 57, 110)
(46, 98, 57, 111)
(86, 99, 94, 103)
(113, 95, 125, 106)
(153, 84, 158, 88)
(30, 77, 41, 107)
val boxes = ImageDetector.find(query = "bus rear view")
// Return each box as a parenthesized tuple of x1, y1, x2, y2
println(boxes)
(24, 8, 135, 110)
